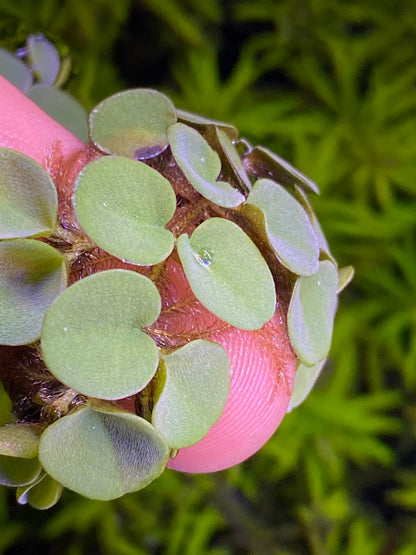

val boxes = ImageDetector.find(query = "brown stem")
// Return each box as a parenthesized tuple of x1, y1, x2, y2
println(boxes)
(0, 344, 85, 423)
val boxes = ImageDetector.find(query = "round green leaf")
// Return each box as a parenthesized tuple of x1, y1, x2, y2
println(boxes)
(246, 178, 319, 276)
(0, 47, 32, 91)
(73, 156, 176, 266)
(152, 340, 230, 448)
(168, 123, 245, 208)
(0, 148, 58, 239)
(0, 239, 67, 346)
(38, 406, 169, 500)
(0, 455, 42, 487)
(41, 269, 161, 400)
(17, 473, 63, 510)
(26, 33, 60, 85)
(287, 358, 327, 411)
(288, 261, 338, 366)
(0, 423, 42, 458)
(243, 146, 320, 195)
(89, 89, 177, 159)
(177, 108, 238, 140)
(177, 218, 276, 330)
(26, 85, 89, 142)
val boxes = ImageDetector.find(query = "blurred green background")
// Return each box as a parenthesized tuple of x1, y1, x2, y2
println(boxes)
(0, 0, 415, 553)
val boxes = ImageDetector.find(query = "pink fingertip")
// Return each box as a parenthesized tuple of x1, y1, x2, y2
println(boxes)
(0, 75, 84, 164)
(160, 259, 297, 473)
(167, 313, 296, 473)
(0, 74, 296, 474)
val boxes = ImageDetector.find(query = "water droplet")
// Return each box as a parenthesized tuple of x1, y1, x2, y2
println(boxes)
(102, 202, 108, 208)
(63, 327, 68, 332)
(200, 156, 206, 163)
(317, 280, 321, 286)
(195, 248, 213, 267)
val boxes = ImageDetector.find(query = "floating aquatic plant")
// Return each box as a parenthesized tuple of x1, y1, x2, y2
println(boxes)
(0, 65, 351, 506)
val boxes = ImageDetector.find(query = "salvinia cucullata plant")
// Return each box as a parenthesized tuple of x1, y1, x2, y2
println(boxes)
(0, 35, 353, 509)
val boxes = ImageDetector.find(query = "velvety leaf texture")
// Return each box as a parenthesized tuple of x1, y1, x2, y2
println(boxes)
(38, 406, 169, 500)
(177, 218, 276, 329)
(41, 270, 161, 399)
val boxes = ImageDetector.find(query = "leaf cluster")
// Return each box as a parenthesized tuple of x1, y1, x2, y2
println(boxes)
(0, 0, 415, 553)
(0, 76, 337, 507)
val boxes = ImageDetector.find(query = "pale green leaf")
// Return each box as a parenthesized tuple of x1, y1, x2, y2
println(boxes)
(0, 148, 58, 239)
(287, 359, 327, 411)
(26, 33, 60, 85)
(89, 89, 177, 159)
(73, 156, 176, 266)
(246, 178, 319, 276)
(0, 423, 42, 458)
(38, 406, 169, 500)
(152, 340, 230, 448)
(41, 270, 161, 400)
(338, 265, 355, 293)
(26, 85, 88, 142)
(177, 108, 238, 139)
(177, 218, 276, 329)
(205, 125, 252, 193)
(0, 47, 32, 91)
(294, 184, 335, 264)
(0, 455, 42, 487)
(288, 260, 338, 365)
(17, 473, 63, 510)
(0, 239, 67, 346)
(168, 123, 245, 208)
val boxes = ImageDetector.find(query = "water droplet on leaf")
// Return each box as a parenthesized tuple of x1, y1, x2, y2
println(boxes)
(195, 248, 213, 266)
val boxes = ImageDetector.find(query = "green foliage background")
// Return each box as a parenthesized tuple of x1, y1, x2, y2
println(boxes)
(0, 0, 415, 553)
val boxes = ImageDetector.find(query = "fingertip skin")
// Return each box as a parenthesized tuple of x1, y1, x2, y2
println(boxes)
(158, 259, 296, 473)
(167, 312, 296, 473)
(0, 75, 84, 164)
(0, 75, 296, 474)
